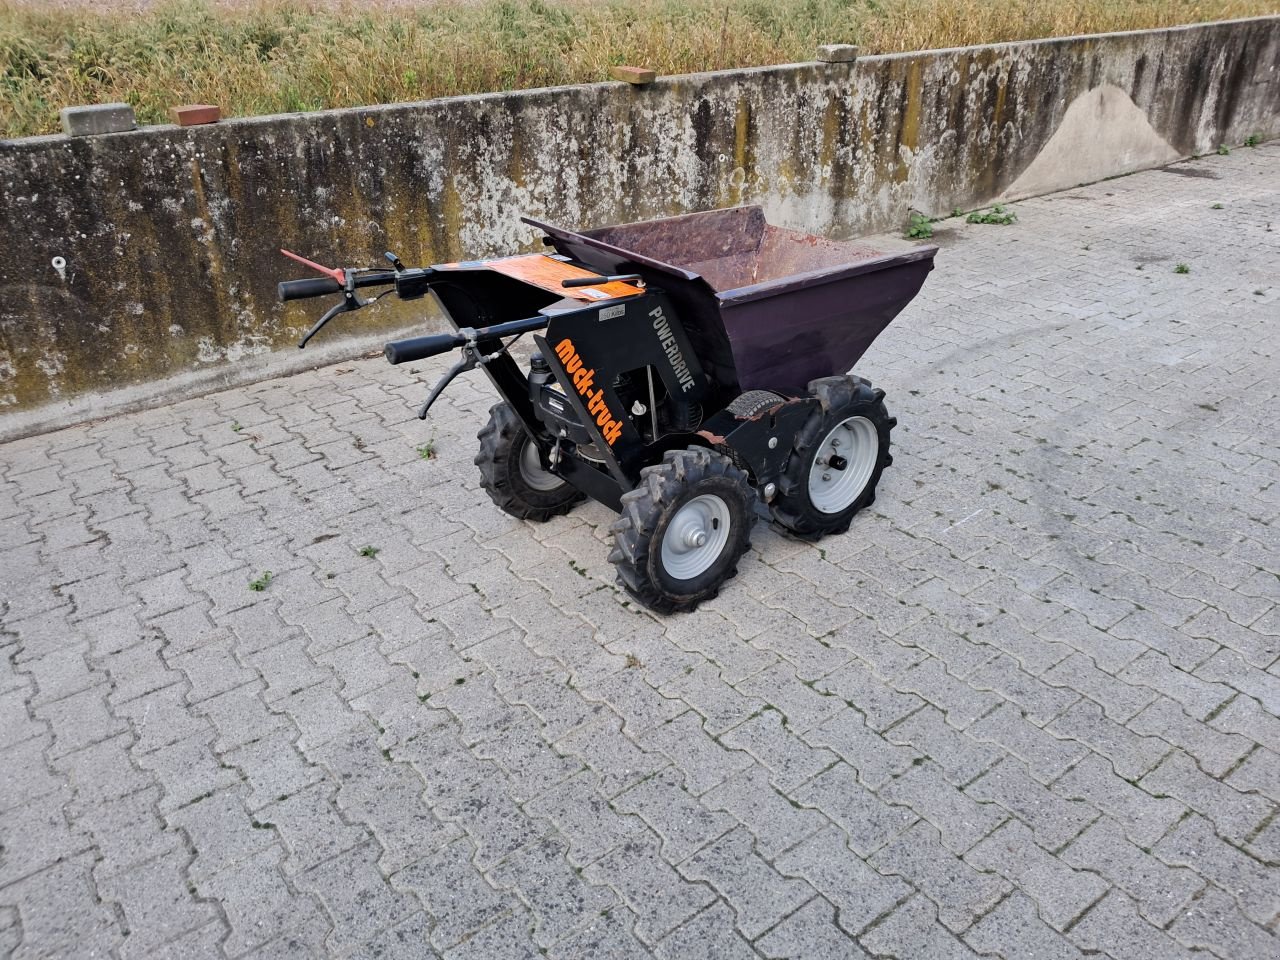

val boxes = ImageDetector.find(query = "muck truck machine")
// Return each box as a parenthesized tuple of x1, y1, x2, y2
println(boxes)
(281, 206, 936, 613)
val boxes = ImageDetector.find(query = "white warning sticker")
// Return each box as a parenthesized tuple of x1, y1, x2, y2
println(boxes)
(599, 304, 626, 321)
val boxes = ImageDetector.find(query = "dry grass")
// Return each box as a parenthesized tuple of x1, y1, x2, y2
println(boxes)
(2, 0, 1276, 138)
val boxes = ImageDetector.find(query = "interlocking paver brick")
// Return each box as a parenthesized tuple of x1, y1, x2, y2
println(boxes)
(869, 820, 1009, 933)
(965, 821, 1108, 931)
(611, 767, 735, 864)
(677, 826, 814, 940)
(1048, 699, 1170, 780)
(793, 761, 917, 855)
(1061, 817, 1203, 926)
(717, 707, 835, 790)
(583, 838, 717, 945)
(1052, 753, 1185, 849)
(653, 903, 757, 960)
(1167, 886, 1279, 960)
(776, 825, 912, 935)
(967, 701, 1086, 784)
(859, 894, 981, 960)
(966, 757, 1098, 849)
(1155, 815, 1280, 926)
(754, 897, 872, 960)
(880, 759, 1006, 853)
(3, 145, 1278, 959)
(963, 892, 1086, 960)
(1139, 750, 1274, 844)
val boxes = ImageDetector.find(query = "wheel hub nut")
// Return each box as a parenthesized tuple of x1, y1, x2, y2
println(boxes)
(684, 529, 707, 548)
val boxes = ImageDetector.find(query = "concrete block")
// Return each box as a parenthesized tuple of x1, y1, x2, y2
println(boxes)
(60, 103, 135, 137)
(817, 43, 859, 63)
(171, 104, 221, 127)
(611, 65, 656, 85)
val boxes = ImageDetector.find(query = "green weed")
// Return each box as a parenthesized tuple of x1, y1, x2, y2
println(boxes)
(905, 211, 933, 240)
(417, 438, 437, 460)
(248, 571, 272, 591)
(966, 203, 1017, 225)
(1174, 263, 1190, 274)
(358, 545, 380, 557)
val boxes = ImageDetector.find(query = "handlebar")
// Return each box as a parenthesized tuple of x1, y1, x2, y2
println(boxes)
(383, 333, 465, 365)
(277, 270, 398, 303)
(278, 277, 341, 301)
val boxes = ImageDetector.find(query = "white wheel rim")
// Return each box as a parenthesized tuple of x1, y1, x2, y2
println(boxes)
(519, 440, 564, 492)
(660, 494, 731, 581)
(807, 415, 878, 514)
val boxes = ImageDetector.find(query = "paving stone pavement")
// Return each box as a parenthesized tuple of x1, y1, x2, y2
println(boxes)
(1, 143, 1278, 959)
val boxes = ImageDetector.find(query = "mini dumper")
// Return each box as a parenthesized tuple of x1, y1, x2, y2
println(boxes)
(281, 206, 936, 612)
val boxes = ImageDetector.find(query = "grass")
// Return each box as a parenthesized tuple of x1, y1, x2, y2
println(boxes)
(3, 0, 1277, 138)
(966, 203, 1017, 225)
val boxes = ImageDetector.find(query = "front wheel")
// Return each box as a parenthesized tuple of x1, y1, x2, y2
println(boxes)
(475, 403, 584, 522)
(769, 376, 895, 540)
(609, 448, 756, 614)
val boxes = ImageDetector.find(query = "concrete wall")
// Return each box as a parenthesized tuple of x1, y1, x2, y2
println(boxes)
(1, 16, 1277, 438)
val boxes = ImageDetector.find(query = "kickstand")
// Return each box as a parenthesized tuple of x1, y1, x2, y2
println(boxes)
(417, 350, 476, 420)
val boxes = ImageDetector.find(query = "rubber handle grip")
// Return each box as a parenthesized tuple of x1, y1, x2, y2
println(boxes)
(383, 333, 464, 365)
(278, 277, 342, 301)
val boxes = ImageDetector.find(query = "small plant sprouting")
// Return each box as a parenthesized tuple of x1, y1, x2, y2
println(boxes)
(1174, 263, 1191, 275)
(1210, 202, 1224, 210)
(417, 438, 437, 460)
(230, 421, 243, 432)
(625, 653, 642, 669)
(905, 211, 933, 240)
(1244, 134, 1260, 147)
(358, 545, 380, 558)
(966, 204, 1017, 225)
(1217, 144, 1230, 155)
(249, 571, 273, 592)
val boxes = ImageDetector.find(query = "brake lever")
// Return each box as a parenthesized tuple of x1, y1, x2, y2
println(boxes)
(417, 349, 477, 420)
(297, 270, 366, 349)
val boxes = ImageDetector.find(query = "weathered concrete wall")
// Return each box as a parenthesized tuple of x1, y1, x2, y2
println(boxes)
(1, 16, 1277, 436)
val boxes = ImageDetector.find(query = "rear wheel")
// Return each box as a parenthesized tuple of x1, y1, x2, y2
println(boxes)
(475, 402, 583, 522)
(769, 376, 894, 540)
(609, 448, 756, 613)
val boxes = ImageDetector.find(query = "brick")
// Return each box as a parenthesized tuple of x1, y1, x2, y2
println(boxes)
(1053, 753, 1185, 849)
(967, 757, 1098, 849)
(859, 895, 982, 960)
(813, 658, 924, 729)
(392, 836, 520, 951)
(170, 104, 222, 126)
(755, 897, 871, 959)
(880, 759, 1007, 853)
(1226, 745, 1280, 801)
(547, 907, 651, 960)
(802, 709, 918, 788)
(1208, 694, 1280, 753)
(793, 762, 917, 856)
(583, 838, 717, 945)
(488, 835, 616, 948)
(97, 848, 221, 957)
(1117, 650, 1234, 720)
(963, 893, 1086, 960)
(736, 662, 844, 733)
(969, 654, 1079, 725)
(654, 903, 758, 960)
(1155, 815, 1280, 926)
(1167, 885, 1278, 959)
(678, 826, 813, 939)
(816, 43, 859, 63)
(776, 824, 911, 935)
(1139, 750, 1272, 843)
(718, 707, 835, 790)
(965, 821, 1109, 931)
(869, 820, 1009, 932)
(524, 770, 644, 868)
(611, 766, 735, 863)
(701, 764, 827, 858)
(610, 65, 657, 84)
(660, 663, 764, 735)
(198, 845, 327, 957)
(1043, 653, 1156, 722)
(1049, 698, 1170, 780)
(1110, 611, 1218, 671)
(1129, 696, 1252, 776)
(968, 701, 1087, 784)
(1062, 817, 1203, 925)
(894, 657, 998, 728)
(1069, 889, 1205, 960)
